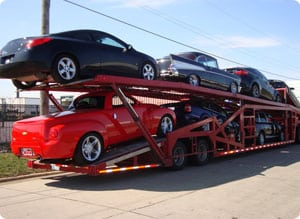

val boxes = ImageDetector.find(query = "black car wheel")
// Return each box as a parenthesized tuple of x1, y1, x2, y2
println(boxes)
(230, 82, 238, 93)
(257, 131, 265, 145)
(74, 132, 103, 165)
(278, 131, 285, 141)
(188, 74, 200, 86)
(171, 141, 186, 170)
(157, 115, 174, 137)
(141, 62, 156, 80)
(275, 94, 282, 102)
(251, 84, 260, 98)
(191, 138, 210, 165)
(12, 80, 36, 89)
(53, 54, 79, 84)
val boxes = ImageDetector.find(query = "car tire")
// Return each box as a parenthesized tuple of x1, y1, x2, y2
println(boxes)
(190, 138, 210, 165)
(12, 80, 36, 89)
(278, 131, 284, 141)
(188, 74, 200, 86)
(171, 141, 186, 170)
(230, 82, 238, 93)
(257, 131, 265, 145)
(157, 115, 174, 137)
(74, 132, 103, 166)
(141, 62, 156, 80)
(275, 94, 282, 103)
(251, 84, 260, 98)
(52, 54, 79, 84)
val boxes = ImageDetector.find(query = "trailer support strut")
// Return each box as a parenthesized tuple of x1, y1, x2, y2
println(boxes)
(111, 83, 170, 166)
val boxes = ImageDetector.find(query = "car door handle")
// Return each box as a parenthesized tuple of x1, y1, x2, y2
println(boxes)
(113, 113, 117, 120)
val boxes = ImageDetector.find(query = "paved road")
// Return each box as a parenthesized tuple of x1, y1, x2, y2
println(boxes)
(1, 144, 300, 219)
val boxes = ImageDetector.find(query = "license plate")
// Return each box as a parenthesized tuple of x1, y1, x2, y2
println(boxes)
(21, 148, 34, 156)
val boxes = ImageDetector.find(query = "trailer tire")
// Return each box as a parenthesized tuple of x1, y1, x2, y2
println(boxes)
(257, 131, 265, 145)
(157, 115, 174, 137)
(171, 141, 186, 170)
(191, 139, 210, 165)
(74, 132, 103, 166)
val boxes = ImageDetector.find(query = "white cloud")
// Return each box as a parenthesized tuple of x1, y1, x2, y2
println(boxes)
(294, 0, 300, 4)
(103, 0, 177, 8)
(222, 36, 281, 48)
(0, 0, 5, 5)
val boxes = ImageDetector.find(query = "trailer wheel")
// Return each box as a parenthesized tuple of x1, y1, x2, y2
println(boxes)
(12, 80, 36, 89)
(257, 132, 265, 145)
(74, 132, 103, 166)
(188, 74, 200, 86)
(251, 84, 260, 98)
(171, 141, 186, 170)
(52, 54, 79, 84)
(157, 115, 174, 137)
(191, 139, 210, 165)
(141, 62, 156, 80)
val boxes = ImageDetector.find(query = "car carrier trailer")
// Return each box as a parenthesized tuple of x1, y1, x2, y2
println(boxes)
(24, 75, 300, 175)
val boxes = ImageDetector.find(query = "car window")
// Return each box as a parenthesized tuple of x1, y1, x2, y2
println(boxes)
(196, 55, 218, 68)
(112, 95, 134, 108)
(256, 112, 267, 123)
(75, 96, 105, 109)
(93, 35, 126, 49)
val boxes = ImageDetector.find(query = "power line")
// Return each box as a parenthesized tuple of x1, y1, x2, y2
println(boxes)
(141, 5, 300, 78)
(205, 0, 300, 56)
(62, 0, 300, 81)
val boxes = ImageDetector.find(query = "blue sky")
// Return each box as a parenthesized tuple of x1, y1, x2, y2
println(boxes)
(0, 0, 300, 98)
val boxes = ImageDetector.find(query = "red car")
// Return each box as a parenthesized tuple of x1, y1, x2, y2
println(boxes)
(11, 91, 176, 165)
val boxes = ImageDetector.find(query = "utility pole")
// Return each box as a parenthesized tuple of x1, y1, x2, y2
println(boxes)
(40, 0, 50, 115)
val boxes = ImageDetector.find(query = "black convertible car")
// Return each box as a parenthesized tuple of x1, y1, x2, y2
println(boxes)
(0, 29, 158, 89)
(157, 52, 241, 93)
(225, 67, 281, 102)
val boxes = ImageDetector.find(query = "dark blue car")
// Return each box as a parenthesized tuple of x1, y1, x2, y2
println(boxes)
(163, 98, 240, 141)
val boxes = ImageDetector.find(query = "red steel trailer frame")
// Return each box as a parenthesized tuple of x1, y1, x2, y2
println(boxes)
(26, 75, 300, 175)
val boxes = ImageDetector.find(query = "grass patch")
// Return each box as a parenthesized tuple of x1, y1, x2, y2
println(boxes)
(0, 153, 45, 178)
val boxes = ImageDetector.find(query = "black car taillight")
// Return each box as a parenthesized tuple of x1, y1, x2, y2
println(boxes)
(26, 37, 52, 49)
(234, 69, 248, 76)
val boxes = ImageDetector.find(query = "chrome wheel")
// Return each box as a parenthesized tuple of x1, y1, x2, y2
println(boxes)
(171, 141, 186, 170)
(191, 139, 209, 165)
(251, 84, 260, 98)
(74, 133, 103, 165)
(257, 132, 265, 145)
(57, 57, 77, 81)
(142, 63, 155, 80)
(157, 115, 174, 137)
(188, 75, 200, 86)
(230, 82, 238, 93)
